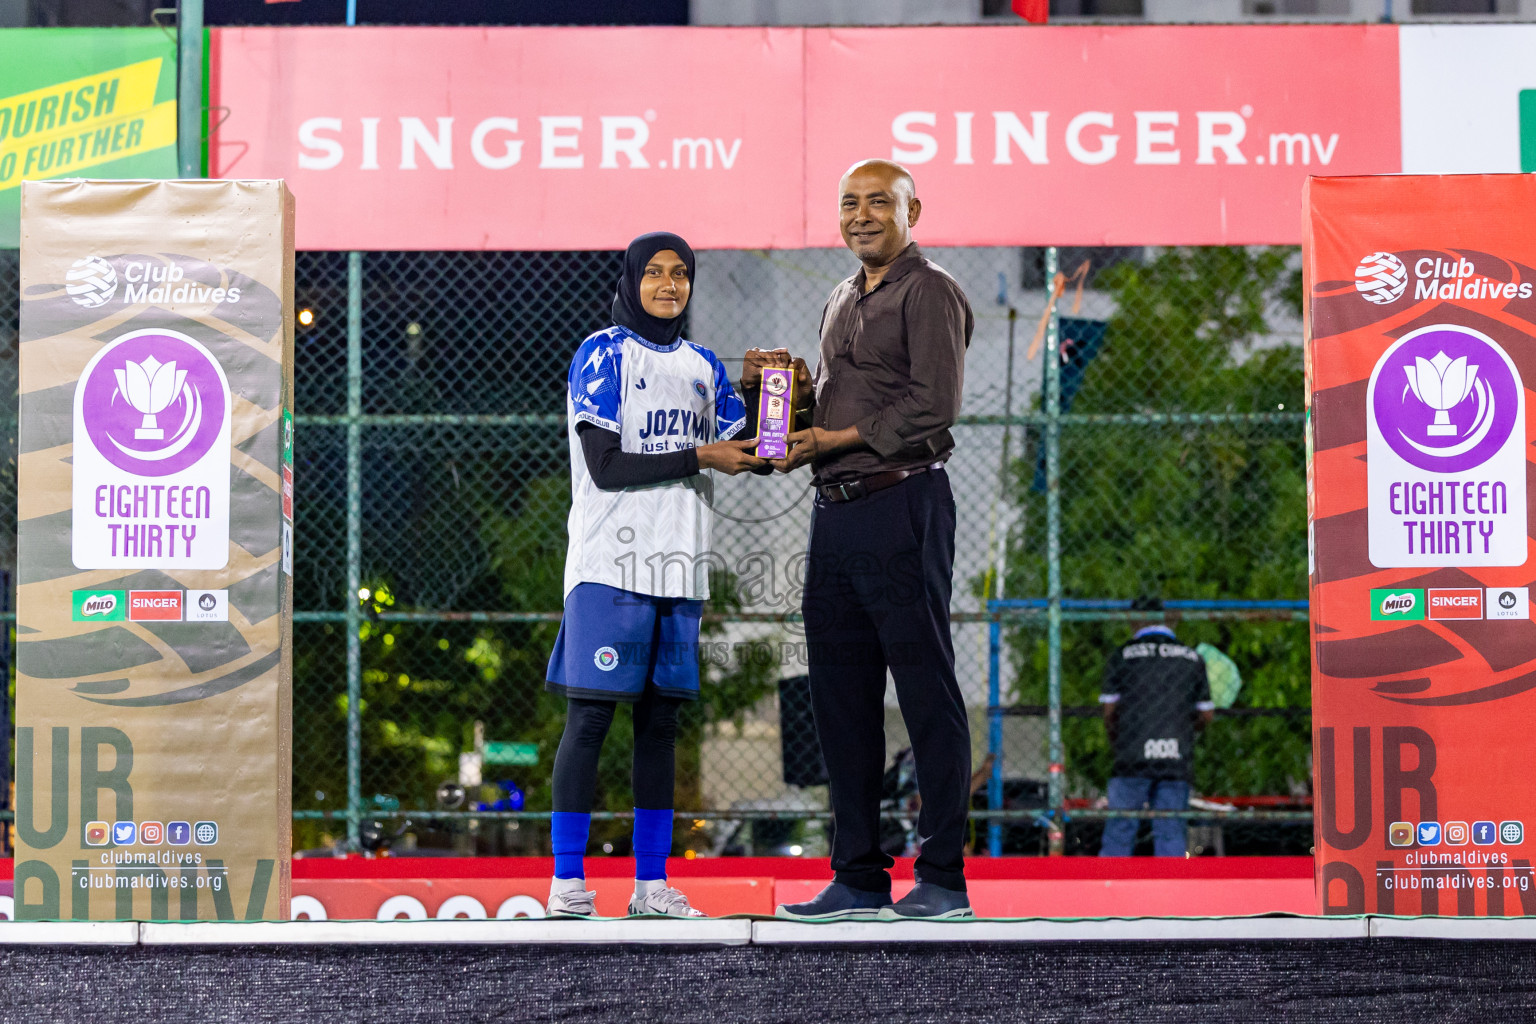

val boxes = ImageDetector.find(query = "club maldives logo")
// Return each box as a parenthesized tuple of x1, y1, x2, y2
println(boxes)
(594, 646, 619, 671)
(78, 330, 227, 477)
(66, 255, 118, 308)
(1355, 251, 1407, 305)
(1372, 326, 1518, 475)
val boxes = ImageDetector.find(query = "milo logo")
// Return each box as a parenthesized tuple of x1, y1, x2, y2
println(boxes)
(71, 589, 126, 621)
(1370, 588, 1426, 621)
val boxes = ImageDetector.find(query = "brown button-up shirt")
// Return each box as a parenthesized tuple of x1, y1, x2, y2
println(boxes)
(809, 243, 974, 485)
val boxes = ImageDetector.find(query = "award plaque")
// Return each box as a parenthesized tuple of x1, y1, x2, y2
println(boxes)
(755, 367, 795, 458)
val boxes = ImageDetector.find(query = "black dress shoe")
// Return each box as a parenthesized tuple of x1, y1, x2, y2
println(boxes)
(776, 882, 891, 920)
(878, 882, 973, 920)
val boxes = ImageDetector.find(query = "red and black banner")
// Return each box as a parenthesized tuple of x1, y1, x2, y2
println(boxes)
(1306, 174, 1536, 915)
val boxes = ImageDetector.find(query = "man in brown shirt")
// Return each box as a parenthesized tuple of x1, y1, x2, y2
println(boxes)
(748, 160, 975, 920)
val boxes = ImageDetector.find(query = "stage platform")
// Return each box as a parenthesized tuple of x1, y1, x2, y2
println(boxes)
(6, 859, 1533, 1021)
(1, 855, 1318, 920)
(14, 913, 1536, 943)
(5, 916, 1536, 1022)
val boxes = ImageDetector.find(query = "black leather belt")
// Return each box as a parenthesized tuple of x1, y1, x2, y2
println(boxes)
(817, 463, 944, 503)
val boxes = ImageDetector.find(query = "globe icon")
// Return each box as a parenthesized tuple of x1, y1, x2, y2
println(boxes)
(1355, 252, 1407, 305)
(65, 256, 118, 308)
(195, 822, 216, 843)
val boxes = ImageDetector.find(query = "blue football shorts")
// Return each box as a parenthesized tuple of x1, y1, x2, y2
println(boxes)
(546, 582, 703, 702)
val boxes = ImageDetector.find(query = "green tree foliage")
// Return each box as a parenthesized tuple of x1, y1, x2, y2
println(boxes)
(1000, 247, 1309, 800)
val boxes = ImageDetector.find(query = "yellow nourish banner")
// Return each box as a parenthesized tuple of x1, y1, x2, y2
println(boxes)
(0, 30, 178, 245)
(0, 101, 177, 191)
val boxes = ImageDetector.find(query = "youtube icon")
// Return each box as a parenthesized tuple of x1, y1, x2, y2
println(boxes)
(128, 590, 183, 621)
(1427, 588, 1482, 620)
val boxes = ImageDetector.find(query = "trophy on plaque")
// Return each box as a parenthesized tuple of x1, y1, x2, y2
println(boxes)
(755, 366, 795, 458)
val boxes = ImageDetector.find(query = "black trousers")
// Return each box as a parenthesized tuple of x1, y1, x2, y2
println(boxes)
(802, 468, 970, 892)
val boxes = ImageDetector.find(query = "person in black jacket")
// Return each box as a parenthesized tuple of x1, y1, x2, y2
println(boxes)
(1098, 599, 1215, 857)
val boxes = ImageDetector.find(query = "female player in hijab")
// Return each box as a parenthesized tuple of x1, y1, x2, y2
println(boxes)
(546, 232, 764, 917)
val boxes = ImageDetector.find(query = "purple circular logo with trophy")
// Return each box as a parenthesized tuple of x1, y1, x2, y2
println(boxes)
(1371, 325, 1519, 474)
(78, 329, 228, 477)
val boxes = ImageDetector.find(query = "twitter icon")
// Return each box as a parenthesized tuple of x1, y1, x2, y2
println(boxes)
(113, 821, 135, 845)
(1417, 822, 1441, 846)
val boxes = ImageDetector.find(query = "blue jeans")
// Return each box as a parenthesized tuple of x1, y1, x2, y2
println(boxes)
(1098, 777, 1191, 857)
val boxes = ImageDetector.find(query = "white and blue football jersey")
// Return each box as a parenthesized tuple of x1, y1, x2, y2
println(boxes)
(563, 325, 746, 600)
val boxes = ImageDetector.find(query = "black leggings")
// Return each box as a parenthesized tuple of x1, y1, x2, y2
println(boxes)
(552, 690, 682, 813)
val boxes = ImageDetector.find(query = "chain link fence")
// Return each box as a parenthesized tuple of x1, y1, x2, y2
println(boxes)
(0, 243, 1310, 857)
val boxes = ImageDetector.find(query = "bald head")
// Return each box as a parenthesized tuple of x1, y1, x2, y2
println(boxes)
(838, 159, 922, 270)
(840, 159, 916, 204)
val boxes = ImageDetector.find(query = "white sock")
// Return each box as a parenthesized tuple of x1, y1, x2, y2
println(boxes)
(551, 876, 586, 896)
(634, 878, 667, 899)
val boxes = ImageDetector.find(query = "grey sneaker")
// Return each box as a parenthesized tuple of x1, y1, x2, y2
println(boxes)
(878, 882, 973, 920)
(627, 886, 706, 917)
(776, 882, 891, 921)
(547, 886, 598, 918)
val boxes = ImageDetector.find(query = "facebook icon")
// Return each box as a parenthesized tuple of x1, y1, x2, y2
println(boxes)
(1473, 821, 1498, 846)
(167, 821, 192, 846)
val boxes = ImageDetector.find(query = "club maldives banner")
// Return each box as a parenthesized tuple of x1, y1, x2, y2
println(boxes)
(205, 24, 1536, 250)
(15, 180, 295, 921)
(0, 29, 179, 248)
(1305, 174, 1536, 916)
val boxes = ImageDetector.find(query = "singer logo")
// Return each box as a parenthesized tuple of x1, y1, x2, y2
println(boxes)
(1428, 588, 1483, 620)
(128, 590, 183, 621)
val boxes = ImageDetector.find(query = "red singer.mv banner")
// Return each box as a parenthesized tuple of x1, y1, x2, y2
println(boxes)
(1305, 174, 1536, 916)
(209, 25, 1400, 250)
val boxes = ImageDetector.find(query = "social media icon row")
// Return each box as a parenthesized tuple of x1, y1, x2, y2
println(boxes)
(84, 820, 218, 847)
(1388, 820, 1522, 847)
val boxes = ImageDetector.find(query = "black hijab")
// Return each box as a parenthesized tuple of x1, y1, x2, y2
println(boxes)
(611, 231, 696, 348)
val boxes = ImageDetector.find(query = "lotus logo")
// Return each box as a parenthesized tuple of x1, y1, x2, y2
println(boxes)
(1355, 251, 1407, 305)
(81, 594, 117, 616)
(1380, 592, 1418, 616)
(66, 256, 118, 308)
